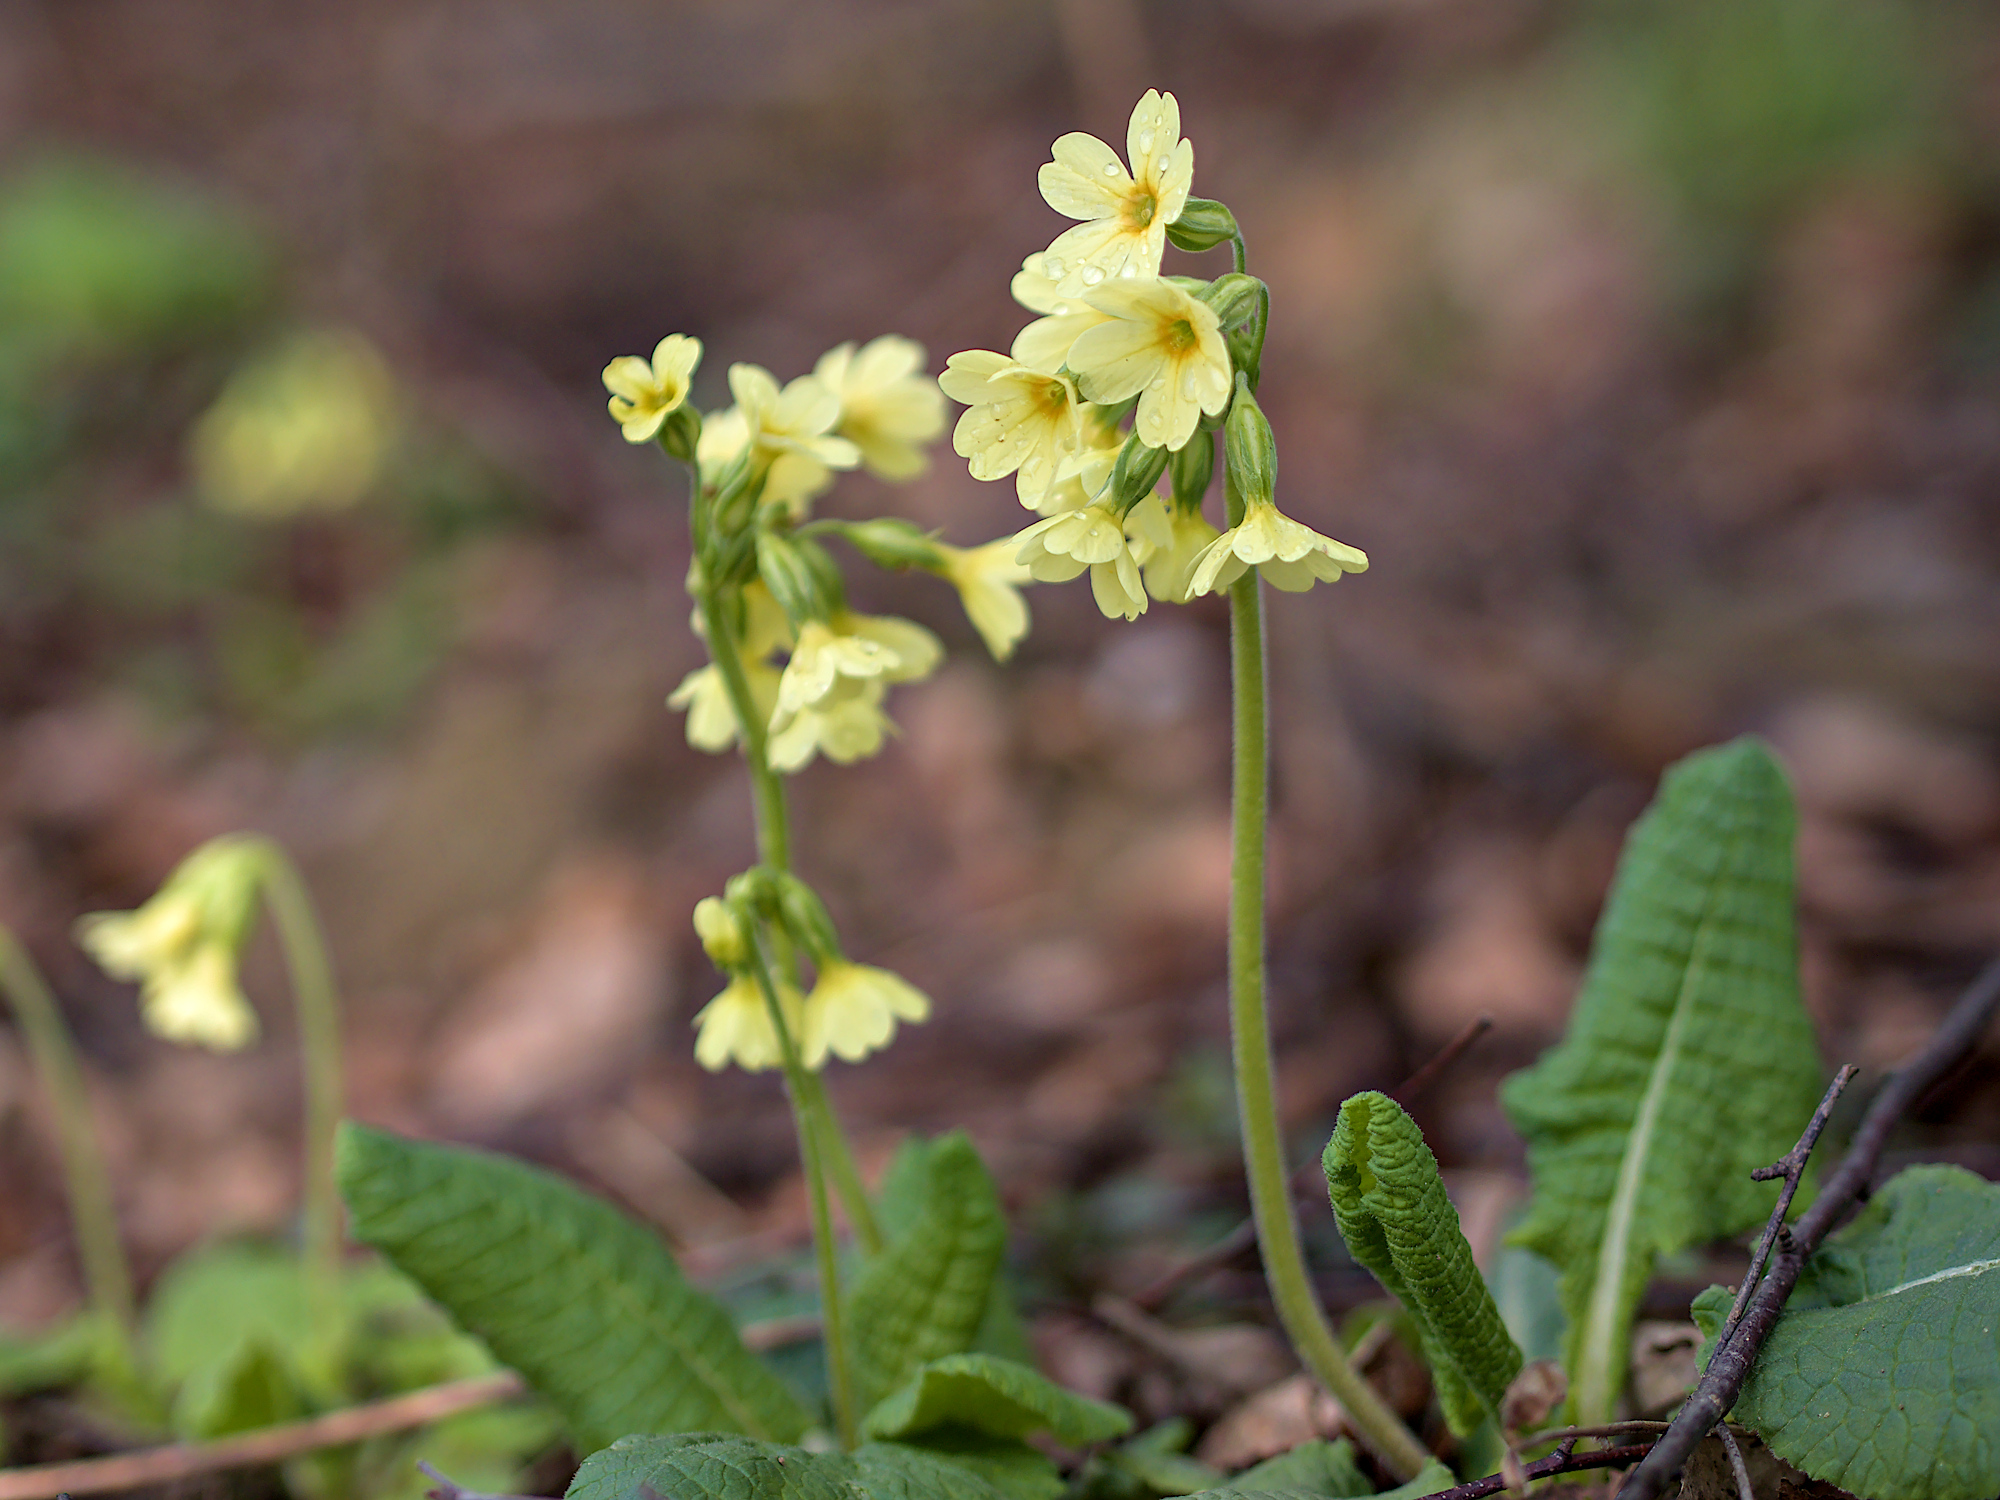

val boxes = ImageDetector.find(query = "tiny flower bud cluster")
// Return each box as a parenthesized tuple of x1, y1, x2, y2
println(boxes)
(937, 90, 1370, 620)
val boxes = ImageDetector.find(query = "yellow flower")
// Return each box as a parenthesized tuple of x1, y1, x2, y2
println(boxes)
(668, 660, 782, 752)
(768, 676, 896, 773)
(692, 974, 804, 1073)
(774, 613, 942, 720)
(1008, 253, 1116, 376)
(1188, 497, 1370, 596)
(1037, 89, 1195, 298)
(76, 838, 265, 1053)
(1141, 503, 1223, 604)
(1016, 504, 1148, 621)
(603, 334, 702, 443)
(938, 351, 1083, 510)
(1067, 279, 1233, 453)
(815, 336, 946, 480)
(692, 896, 749, 970)
(800, 960, 930, 1068)
(701, 364, 861, 516)
(938, 539, 1034, 660)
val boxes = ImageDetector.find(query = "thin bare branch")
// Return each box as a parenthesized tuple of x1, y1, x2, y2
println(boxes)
(0, 1372, 525, 1500)
(1617, 955, 2000, 1500)
(1391, 1013, 1495, 1107)
(418, 1460, 547, 1500)
(1416, 1439, 1654, 1500)
(1716, 1424, 1754, 1500)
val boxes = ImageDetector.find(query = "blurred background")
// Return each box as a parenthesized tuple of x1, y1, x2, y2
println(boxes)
(2, 0, 1998, 1422)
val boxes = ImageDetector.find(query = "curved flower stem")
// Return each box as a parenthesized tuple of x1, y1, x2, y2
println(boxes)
(250, 842, 346, 1327)
(1226, 564, 1432, 1481)
(743, 930, 858, 1450)
(692, 553, 883, 1256)
(0, 929, 137, 1373)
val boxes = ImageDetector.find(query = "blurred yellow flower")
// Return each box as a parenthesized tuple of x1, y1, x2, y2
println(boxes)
(1016, 503, 1148, 621)
(800, 960, 930, 1068)
(700, 363, 861, 515)
(1067, 279, 1232, 453)
(76, 837, 264, 1053)
(775, 613, 942, 720)
(939, 351, 1083, 510)
(815, 336, 946, 480)
(768, 676, 895, 773)
(691, 896, 749, 971)
(671, 582, 791, 752)
(1188, 497, 1370, 596)
(603, 334, 702, 443)
(192, 330, 395, 519)
(1037, 89, 1194, 298)
(1008, 253, 1115, 376)
(938, 539, 1033, 660)
(692, 974, 804, 1073)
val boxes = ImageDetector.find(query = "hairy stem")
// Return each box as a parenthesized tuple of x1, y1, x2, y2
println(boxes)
(253, 843, 346, 1323)
(0, 929, 137, 1370)
(1225, 565, 1431, 1480)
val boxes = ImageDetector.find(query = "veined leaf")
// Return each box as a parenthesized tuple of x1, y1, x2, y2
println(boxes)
(860, 1352, 1132, 1446)
(889, 1426, 1064, 1500)
(847, 1132, 1007, 1408)
(1207, 1438, 1370, 1495)
(337, 1124, 810, 1452)
(1324, 1091, 1523, 1433)
(1499, 738, 1824, 1423)
(1373, 1461, 1457, 1498)
(564, 1433, 1012, 1500)
(1691, 1165, 2000, 1500)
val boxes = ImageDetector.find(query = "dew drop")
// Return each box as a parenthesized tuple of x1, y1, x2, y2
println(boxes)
(1148, 375, 1167, 392)
(1044, 257, 1065, 276)
(1102, 162, 1121, 177)
(1139, 131, 1155, 153)
(1180, 373, 1198, 398)
(1081, 266, 1105, 286)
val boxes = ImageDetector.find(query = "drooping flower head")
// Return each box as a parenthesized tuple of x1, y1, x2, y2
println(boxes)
(800, 960, 931, 1068)
(815, 336, 947, 480)
(1066, 279, 1232, 453)
(1037, 89, 1194, 299)
(1016, 504, 1148, 621)
(1189, 497, 1370, 596)
(937, 539, 1034, 661)
(938, 351, 1084, 511)
(692, 973, 805, 1073)
(768, 675, 896, 773)
(603, 334, 702, 444)
(76, 836, 266, 1052)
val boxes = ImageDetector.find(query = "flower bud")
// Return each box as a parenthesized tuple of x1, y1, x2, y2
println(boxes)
(1168, 430, 1214, 511)
(659, 403, 702, 466)
(1196, 273, 1264, 330)
(835, 518, 946, 572)
(692, 896, 749, 971)
(1108, 428, 1170, 509)
(1165, 196, 1240, 254)
(1224, 373, 1276, 508)
(773, 874, 843, 967)
(755, 531, 842, 624)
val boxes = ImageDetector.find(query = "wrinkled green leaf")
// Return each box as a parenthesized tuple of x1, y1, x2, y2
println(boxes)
(1206, 1438, 1370, 1496)
(1500, 738, 1824, 1422)
(861, 1352, 1132, 1446)
(890, 1426, 1064, 1500)
(1691, 1165, 2000, 1500)
(337, 1124, 810, 1452)
(564, 1433, 1013, 1500)
(174, 1337, 306, 1439)
(848, 1133, 1007, 1408)
(1325, 1092, 1523, 1433)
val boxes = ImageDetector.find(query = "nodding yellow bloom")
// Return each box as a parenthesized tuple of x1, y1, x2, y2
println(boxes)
(76, 838, 264, 1053)
(939, 351, 1083, 511)
(1188, 497, 1370, 596)
(1009, 253, 1116, 376)
(1037, 89, 1195, 298)
(800, 960, 931, 1068)
(699, 363, 861, 516)
(768, 675, 895, 773)
(1016, 503, 1148, 621)
(815, 336, 946, 481)
(1066, 279, 1233, 453)
(692, 974, 805, 1073)
(603, 334, 702, 443)
(1139, 502, 1224, 604)
(774, 613, 942, 719)
(937, 539, 1034, 660)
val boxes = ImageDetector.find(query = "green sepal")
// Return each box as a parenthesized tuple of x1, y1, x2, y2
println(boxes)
(833, 518, 947, 572)
(1222, 374, 1274, 506)
(1324, 1091, 1523, 1434)
(1168, 430, 1214, 509)
(861, 1353, 1133, 1446)
(657, 403, 701, 465)
(336, 1123, 811, 1452)
(1195, 273, 1263, 329)
(1109, 426, 1170, 499)
(755, 530, 840, 625)
(1166, 197, 1240, 254)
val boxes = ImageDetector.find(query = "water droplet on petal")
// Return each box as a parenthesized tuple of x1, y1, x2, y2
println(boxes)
(1045, 257, 1065, 276)
(1102, 162, 1121, 177)
(1139, 131, 1155, 153)
(1081, 266, 1105, 286)
(1149, 375, 1167, 392)
(1180, 373, 1197, 398)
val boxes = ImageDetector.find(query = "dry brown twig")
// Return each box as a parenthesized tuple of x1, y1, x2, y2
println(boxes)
(0, 1372, 524, 1500)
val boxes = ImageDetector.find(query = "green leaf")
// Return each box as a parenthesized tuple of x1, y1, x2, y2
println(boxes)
(888, 1427, 1064, 1500)
(1207, 1438, 1370, 1496)
(1371, 1461, 1457, 1498)
(861, 1353, 1133, 1446)
(877, 1136, 1035, 1366)
(173, 1338, 307, 1439)
(563, 1434, 1013, 1500)
(1324, 1092, 1524, 1434)
(1499, 737, 1825, 1423)
(848, 1132, 1008, 1407)
(337, 1124, 810, 1452)
(1690, 1165, 2000, 1500)
(1194, 1456, 1454, 1500)
(1486, 1246, 1565, 1367)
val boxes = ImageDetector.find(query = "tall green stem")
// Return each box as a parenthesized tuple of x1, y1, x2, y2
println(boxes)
(251, 844, 345, 1324)
(0, 929, 137, 1371)
(1226, 569, 1431, 1480)
(744, 933, 858, 1450)
(694, 570, 883, 1256)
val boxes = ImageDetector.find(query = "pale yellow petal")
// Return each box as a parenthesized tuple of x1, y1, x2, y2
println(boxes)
(1067, 318, 1165, 405)
(1040, 132, 1128, 219)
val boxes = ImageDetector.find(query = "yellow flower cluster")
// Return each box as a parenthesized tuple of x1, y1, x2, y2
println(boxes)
(937, 89, 1370, 616)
